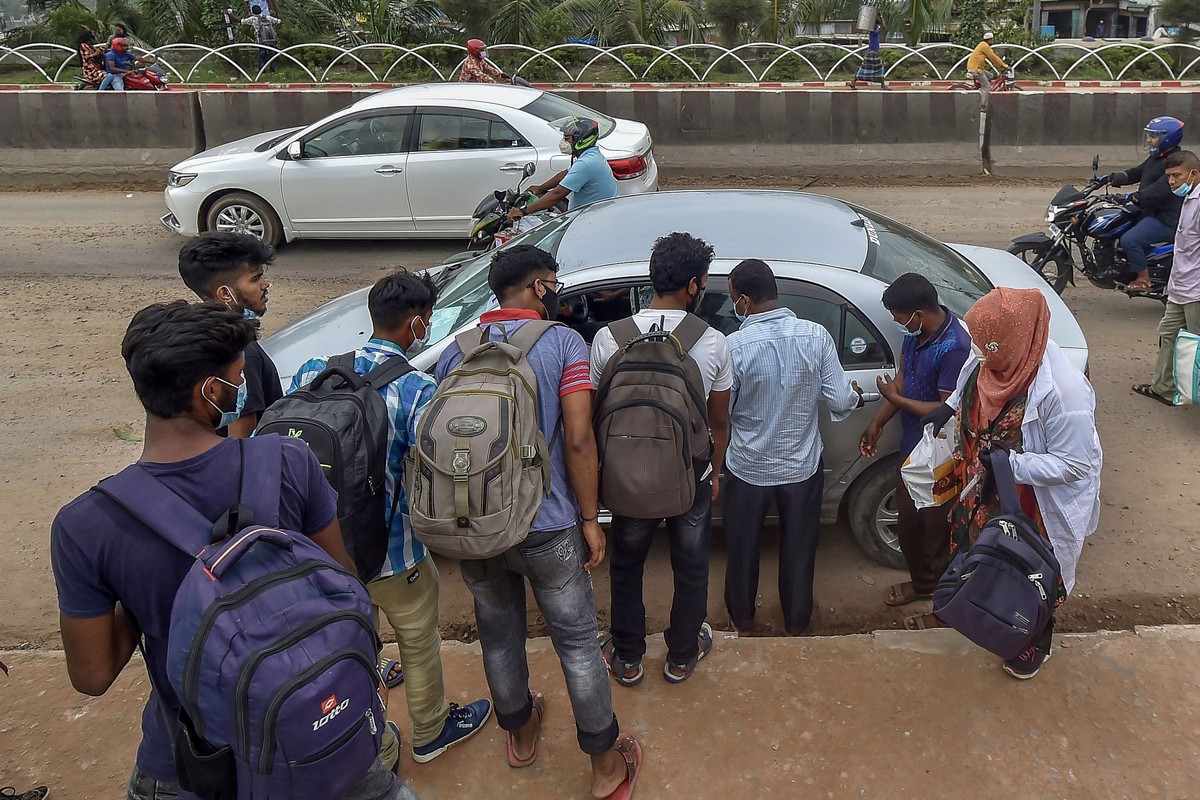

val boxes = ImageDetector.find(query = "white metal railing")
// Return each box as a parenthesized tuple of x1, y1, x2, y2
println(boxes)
(4, 41, 1200, 85)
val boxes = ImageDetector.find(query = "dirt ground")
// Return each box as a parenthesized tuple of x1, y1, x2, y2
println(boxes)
(1, 179, 1198, 655)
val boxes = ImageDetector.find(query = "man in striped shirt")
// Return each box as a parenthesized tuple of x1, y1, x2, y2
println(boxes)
(290, 271, 491, 765)
(723, 259, 863, 636)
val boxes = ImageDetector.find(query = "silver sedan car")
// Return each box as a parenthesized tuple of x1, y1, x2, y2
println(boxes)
(263, 190, 1090, 569)
(161, 83, 659, 247)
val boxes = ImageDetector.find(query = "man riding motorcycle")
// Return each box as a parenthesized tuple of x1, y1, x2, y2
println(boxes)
(1094, 116, 1185, 291)
(459, 38, 507, 83)
(508, 117, 618, 221)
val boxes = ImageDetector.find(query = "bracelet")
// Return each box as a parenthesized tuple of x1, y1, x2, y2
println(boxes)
(581, 513, 599, 522)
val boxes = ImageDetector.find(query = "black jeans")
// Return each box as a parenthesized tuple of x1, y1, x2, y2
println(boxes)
(894, 472, 953, 595)
(722, 467, 823, 636)
(609, 478, 712, 668)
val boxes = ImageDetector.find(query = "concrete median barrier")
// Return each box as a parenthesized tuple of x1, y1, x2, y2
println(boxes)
(198, 89, 373, 147)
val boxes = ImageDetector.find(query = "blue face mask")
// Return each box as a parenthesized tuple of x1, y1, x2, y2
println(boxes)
(1173, 175, 1195, 197)
(894, 310, 920, 337)
(206, 374, 247, 429)
(243, 307, 260, 322)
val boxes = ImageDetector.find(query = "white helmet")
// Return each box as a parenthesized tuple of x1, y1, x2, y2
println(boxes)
(983, 31, 994, 40)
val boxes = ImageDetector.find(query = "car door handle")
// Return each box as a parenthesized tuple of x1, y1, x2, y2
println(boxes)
(498, 163, 526, 172)
(375, 166, 403, 176)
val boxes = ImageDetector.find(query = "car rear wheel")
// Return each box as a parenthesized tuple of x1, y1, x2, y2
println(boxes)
(846, 457, 907, 570)
(206, 192, 283, 248)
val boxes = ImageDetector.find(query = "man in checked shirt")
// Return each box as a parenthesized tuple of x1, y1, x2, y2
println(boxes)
(723, 259, 864, 636)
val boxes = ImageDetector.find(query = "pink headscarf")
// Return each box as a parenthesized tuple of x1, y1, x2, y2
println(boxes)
(964, 288, 1051, 425)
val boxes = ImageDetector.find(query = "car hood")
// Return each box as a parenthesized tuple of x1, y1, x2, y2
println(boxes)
(172, 128, 300, 171)
(949, 243, 1089, 369)
(598, 117, 652, 158)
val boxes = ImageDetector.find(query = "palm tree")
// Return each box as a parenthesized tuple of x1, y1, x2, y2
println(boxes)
(489, 0, 564, 47)
(557, 0, 705, 46)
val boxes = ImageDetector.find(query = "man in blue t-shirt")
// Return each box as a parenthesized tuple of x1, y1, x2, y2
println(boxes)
(50, 301, 415, 800)
(99, 37, 149, 91)
(507, 117, 618, 223)
(858, 273, 971, 608)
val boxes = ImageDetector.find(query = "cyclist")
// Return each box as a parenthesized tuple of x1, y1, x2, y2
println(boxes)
(459, 38, 507, 83)
(967, 31, 1009, 111)
(1094, 116, 1185, 291)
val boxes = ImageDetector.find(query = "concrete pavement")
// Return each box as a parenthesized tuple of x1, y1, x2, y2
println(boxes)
(4, 625, 1199, 798)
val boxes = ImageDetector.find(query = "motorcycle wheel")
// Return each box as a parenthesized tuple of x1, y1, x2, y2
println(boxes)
(1008, 242, 1070, 295)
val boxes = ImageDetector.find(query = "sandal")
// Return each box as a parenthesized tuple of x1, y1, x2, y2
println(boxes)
(600, 635, 644, 687)
(1132, 384, 1173, 407)
(601, 733, 644, 800)
(663, 622, 713, 683)
(378, 657, 404, 689)
(0, 789, 50, 800)
(904, 613, 942, 631)
(883, 582, 932, 607)
(507, 691, 544, 768)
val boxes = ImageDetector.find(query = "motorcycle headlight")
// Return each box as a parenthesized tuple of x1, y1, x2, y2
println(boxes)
(168, 171, 197, 188)
(1045, 205, 1061, 223)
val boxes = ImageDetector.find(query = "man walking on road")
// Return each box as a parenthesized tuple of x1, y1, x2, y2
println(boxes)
(723, 259, 864, 636)
(859, 273, 972, 607)
(1135, 149, 1200, 405)
(967, 31, 1008, 111)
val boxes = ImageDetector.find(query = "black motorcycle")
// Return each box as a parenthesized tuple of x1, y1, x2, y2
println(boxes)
(1008, 155, 1173, 302)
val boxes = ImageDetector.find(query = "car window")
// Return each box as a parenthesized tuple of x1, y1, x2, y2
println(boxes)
(418, 113, 530, 151)
(521, 93, 616, 138)
(855, 208, 991, 318)
(304, 113, 409, 158)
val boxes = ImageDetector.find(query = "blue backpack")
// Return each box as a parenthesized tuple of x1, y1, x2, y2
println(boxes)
(932, 449, 1062, 661)
(95, 435, 384, 800)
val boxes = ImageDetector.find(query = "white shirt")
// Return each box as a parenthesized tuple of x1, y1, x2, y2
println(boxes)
(589, 309, 734, 397)
(948, 342, 1103, 594)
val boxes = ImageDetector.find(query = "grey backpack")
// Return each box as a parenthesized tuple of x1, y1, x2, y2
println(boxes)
(593, 314, 711, 519)
(406, 321, 559, 559)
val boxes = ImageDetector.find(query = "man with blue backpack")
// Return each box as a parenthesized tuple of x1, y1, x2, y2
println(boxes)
(51, 301, 418, 800)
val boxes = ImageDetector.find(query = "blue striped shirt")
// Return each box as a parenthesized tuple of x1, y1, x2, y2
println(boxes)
(290, 339, 437, 578)
(726, 308, 860, 487)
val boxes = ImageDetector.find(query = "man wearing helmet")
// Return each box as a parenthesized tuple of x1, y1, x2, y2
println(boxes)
(98, 37, 152, 91)
(460, 39, 507, 83)
(966, 32, 1008, 112)
(1096, 116, 1185, 291)
(508, 117, 618, 222)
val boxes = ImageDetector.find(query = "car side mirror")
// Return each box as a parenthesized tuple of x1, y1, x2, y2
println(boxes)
(522, 162, 536, 178)
(287, 140, 303, 160)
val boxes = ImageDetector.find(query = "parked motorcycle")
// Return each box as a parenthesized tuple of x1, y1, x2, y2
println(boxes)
(1008, 154, 1172, 302)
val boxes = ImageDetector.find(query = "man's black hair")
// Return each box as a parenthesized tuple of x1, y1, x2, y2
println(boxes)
(488, 245, 559, 301)
(649, 232, 714, 295)
(122, 301, 256, 420)
(368, 269, 439, 331)
(178, 232, 275, 298)
(1165, 149, 1200, 171)
(728, 258, 778, 303)
(881, 272, 940, 314)
(251, 5, 262, 13)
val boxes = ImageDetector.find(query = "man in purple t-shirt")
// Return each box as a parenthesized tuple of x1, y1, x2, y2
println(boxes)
(859, 274, 971, 611)
(49, 301, 391, 800)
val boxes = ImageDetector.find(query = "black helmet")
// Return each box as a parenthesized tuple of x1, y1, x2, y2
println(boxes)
(559, 117, 600, 154)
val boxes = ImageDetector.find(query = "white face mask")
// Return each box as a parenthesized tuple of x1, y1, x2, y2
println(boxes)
(409, 315, 431, 352)
(559, 139, 572, 155)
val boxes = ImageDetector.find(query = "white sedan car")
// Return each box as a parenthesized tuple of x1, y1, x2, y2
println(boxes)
(161, 83, 658, 247)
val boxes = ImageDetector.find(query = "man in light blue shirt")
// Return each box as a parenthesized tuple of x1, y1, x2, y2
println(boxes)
(508, 117, 617, 222)
(723, 259, 863, 636)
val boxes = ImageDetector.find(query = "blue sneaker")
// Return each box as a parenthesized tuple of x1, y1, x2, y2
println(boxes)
(412, 699, 493, 763)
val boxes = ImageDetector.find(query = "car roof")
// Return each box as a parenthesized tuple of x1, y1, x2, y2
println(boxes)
(551, 190, 870, 274)
(352, 82, 542, 112)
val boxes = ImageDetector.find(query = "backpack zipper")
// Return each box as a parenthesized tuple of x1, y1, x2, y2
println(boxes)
(594, 399, 691, 462)
(968, 544, 1052, 604)
(443, 367, 538, 405)
(600, 363, 709, 423)
(290, 712, 368, 766)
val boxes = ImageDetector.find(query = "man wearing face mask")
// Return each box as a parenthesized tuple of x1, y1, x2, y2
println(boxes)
(1135, 149, 1200, 405)
(291, 270, 493, 765)
(179, 232, 281, 438)
(859, 273, 972, 609)
(509, 117, 617, 222)
(51, 301, 358, 800)
(723, 259, 865, 637)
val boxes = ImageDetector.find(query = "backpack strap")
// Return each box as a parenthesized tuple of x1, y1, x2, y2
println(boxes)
(671, 312, 710, 354)
(239, 435, 283, 529)
(507, 319, 562, 354)
(987, 448, 1023, 518)
(363, 354, 415, 389)
(608, 317, 641, 347)
(93, 467, 214, 560)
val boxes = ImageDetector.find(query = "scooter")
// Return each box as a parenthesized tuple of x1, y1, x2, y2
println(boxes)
(1008, 154, 1172, 302)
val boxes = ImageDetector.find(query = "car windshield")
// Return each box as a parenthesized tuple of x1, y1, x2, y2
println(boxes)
(855, 207, 992, 316)
(522, 93, 616, 138)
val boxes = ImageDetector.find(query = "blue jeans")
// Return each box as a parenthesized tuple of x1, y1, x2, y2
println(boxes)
(610, 478, 713, 667)
(1121, 214, 1175, 274)
(461, 524, 619, 755)
(258, 46, 277, 73)
(99, 72, 123, 90)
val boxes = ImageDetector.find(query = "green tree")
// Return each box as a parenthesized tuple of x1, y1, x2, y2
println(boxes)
(489, 0, 569, 47)
(1159, 0, 1200, 41)
(440, 0, 495, 39)
(557, 0, 704, 46)
(704, 0, 766, 46)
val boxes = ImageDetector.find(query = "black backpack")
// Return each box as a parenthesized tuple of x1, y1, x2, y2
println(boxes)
(256, 353, 413, 580)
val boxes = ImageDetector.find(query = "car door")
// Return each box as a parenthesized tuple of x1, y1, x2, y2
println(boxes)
(280, 111, 415, 236)
(403, 108, 540, 235)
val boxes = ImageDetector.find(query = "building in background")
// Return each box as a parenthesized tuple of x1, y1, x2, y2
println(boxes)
(1032, 0, 1160, 39)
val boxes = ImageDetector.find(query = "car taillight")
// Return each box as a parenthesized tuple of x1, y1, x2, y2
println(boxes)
(608, 153, 648, 180)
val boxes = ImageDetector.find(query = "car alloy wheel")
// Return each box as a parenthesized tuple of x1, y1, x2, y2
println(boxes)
(214, 204, 267, 239)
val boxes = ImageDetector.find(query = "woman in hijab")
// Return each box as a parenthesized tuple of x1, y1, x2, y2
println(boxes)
(76, 29, 107, 88)
(906, 288, 1103, 680)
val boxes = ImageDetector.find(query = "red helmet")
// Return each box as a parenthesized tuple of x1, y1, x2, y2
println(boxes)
(467, 39, 487, 57)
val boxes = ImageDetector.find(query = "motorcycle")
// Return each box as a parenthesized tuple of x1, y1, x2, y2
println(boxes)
(1008, 154, 1172, 302)
(463, 161, 563, 252)
(76, 64, 169, 92)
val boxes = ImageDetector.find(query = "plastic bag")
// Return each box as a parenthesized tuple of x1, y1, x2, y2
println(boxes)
(901, 420, 959, 509)
(1173, 329, 1199, 406)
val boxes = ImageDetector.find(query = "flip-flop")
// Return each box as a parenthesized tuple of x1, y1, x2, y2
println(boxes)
(507, 691, 544, 768)
(378, 657, 404, 689)
(1132, 384, 1173, 407)
(883, 582, 932, 607)
(904, 613, 941, 631)
(602, 733, 643, 800)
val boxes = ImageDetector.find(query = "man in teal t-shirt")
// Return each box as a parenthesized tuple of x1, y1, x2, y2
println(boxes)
(508, 117, 618, 222)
